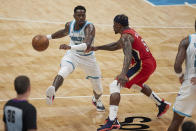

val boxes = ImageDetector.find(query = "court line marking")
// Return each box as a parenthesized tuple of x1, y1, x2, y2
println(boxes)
(143, 0, 196, 7)
(185, 2, 196, 8)
(143, 0, 155, 6)
(0, 16, 193, 29)
(0, 91, 178, 102)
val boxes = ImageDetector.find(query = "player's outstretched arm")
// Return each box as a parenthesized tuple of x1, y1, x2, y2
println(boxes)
(47, 22, 70, 40)
(93, 40, 122, 51)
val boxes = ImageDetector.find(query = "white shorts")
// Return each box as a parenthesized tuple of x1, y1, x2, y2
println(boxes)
(59, 50, 101, 79)
(173, 80, 196, 117)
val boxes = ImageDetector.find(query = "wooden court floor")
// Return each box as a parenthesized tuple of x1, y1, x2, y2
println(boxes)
(0, 0, 195, 130)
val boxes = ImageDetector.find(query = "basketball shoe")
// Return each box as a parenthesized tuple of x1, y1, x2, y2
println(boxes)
(92, 96, 105, 111)
(157, 100, 171, 118)
(97, 117, 121, 131)
(46, 86, 55, 105)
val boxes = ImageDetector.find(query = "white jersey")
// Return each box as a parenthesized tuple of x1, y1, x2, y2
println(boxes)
(68, 20, 93, 56)
(173, 33, 196, 117)
(184, 33, 196, 80)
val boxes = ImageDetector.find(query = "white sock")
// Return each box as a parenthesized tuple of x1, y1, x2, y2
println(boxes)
(150, 92, 162, 106)
(92, 96, 97, 102)
(109, 105, 118, 121)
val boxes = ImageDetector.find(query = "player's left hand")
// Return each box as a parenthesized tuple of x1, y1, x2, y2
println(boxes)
(59, 44, 71, 50)
(116, 73, 128, 87)
(191, 77, 196, 85)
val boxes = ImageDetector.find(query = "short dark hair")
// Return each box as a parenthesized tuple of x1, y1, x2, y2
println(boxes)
(114, 14, 129, 27)
(14, 75, 30, 95)
(182, 121, 196, 131)
(74, 5, 86, 13)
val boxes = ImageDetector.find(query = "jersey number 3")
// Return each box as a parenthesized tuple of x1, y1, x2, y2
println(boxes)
(7, 110, 15, 123)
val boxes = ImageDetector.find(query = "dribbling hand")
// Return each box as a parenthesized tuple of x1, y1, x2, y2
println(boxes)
(59, 44, 71, 50)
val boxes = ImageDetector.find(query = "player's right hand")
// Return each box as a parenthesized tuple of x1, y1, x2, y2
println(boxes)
(59, 44, 71, 50)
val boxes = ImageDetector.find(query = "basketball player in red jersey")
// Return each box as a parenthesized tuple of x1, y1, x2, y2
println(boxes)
(90, 14, 171, 131)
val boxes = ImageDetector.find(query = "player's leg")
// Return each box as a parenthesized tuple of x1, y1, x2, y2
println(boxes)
(97, 80, 121, 131)
(142, 84, 171, 118)
(46, 55, 76, 104)
(126, 58, 170, 118)
(167, 112, 185, 131)
(80, 54, 105, 111)
(90, 78, 105, 111)
(168, 84, 196, 130)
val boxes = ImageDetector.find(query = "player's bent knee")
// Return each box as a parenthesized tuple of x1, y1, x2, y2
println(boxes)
(110, 80, 120, 94)
(58, 63, 73, 78)
(94, 86, 103, 95)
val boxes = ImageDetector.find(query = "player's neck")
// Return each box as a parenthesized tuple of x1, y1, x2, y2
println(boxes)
(120, 26, 130, 34)
(15, 93, 29, 101)
(74, 23, 85, 30)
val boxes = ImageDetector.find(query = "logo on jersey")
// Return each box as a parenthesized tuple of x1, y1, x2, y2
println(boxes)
(71, 36, 84, 42)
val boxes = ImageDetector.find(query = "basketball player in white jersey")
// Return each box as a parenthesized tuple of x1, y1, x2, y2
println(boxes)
(168, 20, 196, 131)
(45, 5, 105, 111)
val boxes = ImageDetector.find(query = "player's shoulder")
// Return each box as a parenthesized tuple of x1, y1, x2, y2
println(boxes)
(121, 33, 134, 42)
(179, 36, 189, 49)
(26, 101, 36, 108)
(65, 21, 72, 27)
(3, 99, 13, 107)
(84, 22, 95, 32)
(86, 22, 94, 27)
(25, 102, 36, 112)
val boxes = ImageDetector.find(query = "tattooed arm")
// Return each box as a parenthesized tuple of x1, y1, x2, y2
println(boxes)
(51, 22, 70, 39)
(116, 34, 134, 86)
(94, 40, 122, 51)
(174, 36, 189, 83)
(94, 41, 122, 51)
(83, 24, 95, 50)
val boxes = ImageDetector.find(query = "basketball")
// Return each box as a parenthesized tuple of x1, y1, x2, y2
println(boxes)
(32, 35, 49, 51)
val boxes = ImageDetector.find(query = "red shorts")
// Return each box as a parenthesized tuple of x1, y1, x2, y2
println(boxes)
(125, 57, 156, 89)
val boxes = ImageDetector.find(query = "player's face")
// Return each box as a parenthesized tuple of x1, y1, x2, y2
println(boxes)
(74, 10, 86, 25)
(113, 22, 121, 34)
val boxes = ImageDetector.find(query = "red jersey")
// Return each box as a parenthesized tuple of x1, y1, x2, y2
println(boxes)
(122, 28, 153, 63)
